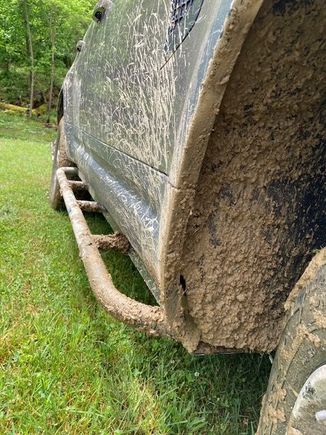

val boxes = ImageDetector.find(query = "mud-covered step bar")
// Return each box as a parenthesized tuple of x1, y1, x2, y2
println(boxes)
(56, 167, 170, 337)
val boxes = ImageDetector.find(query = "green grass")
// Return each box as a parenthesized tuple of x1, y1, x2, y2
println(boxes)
(0, 111, 270, 434)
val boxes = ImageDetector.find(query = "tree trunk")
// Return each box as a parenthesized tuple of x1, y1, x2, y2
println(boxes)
(47, 28, 56, 124)
(22, 0, 34, 117)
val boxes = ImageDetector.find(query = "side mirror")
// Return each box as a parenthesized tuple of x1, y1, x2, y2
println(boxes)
(93, 0, 112, 23)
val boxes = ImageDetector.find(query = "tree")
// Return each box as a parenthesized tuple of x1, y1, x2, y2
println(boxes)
(0, 0, 94, 119)
(20, 0, 34, 117)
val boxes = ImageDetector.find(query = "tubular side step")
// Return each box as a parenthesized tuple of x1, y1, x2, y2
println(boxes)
(56, 167, 169, 337)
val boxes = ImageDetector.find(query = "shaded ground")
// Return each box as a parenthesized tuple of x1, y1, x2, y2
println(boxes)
(0, 112, 270, 434)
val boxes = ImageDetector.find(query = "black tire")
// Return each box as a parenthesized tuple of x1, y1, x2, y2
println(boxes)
(49, 117, 74, 210)
(257, 249, 326, 434)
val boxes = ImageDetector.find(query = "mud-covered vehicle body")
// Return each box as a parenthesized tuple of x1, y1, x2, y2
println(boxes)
(51, 0, 326, 432)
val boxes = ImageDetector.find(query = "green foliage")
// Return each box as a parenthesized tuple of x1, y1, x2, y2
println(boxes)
(0, 112, 271, 434)
(0, 0, 94, 106)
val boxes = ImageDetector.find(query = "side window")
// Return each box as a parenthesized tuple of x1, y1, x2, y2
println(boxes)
(165, 0, 204, 54)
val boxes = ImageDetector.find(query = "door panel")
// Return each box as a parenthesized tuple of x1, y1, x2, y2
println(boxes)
(72, 0, 173, 172)
(62, 0, 236, 289)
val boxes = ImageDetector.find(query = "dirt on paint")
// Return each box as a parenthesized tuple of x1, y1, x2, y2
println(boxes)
(179, 0, 326, 353)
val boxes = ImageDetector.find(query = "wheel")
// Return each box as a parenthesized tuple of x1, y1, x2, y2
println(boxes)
(257, 248, 326, 434)
(49, 117, 74, 209)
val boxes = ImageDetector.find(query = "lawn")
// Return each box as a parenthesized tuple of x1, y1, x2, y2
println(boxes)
(0, 111, 270, 434)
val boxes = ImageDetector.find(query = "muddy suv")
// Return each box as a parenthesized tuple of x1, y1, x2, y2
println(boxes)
(50, 0, 326, 432)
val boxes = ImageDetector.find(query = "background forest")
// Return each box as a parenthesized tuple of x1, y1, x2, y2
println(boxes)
(0, 0, 94, 122)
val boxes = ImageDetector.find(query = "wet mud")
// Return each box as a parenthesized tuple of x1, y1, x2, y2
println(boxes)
(180, 0, 326, 352)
